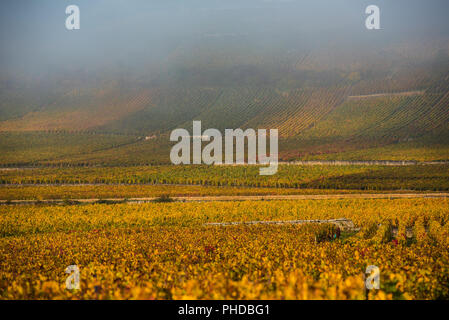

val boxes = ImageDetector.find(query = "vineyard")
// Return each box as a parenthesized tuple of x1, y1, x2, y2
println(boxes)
(1, 198, 448, 299)
(1, 24, 448, 165)
(0, 184, 345, 201)
(1, 164, 448, 191)
(99, 87, 223, 135)
(0, 132, 171, 167)
(0, 87, 448, 166)
(0, 72, 448, 168)
(303, 140, 449, 161)
(0, 131, 141, 166)
(0, 87, 154, 132)
(1, 1, 449, 303)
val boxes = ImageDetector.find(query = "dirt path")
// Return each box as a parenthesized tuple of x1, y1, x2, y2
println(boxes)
(1, 193, 448, 205)
(347, 90, 425, 99)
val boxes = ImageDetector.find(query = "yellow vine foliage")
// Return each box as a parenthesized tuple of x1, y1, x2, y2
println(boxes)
(0, 198, 448, 300)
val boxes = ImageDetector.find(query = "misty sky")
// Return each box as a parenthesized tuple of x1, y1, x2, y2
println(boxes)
(1, 0, 448, 77)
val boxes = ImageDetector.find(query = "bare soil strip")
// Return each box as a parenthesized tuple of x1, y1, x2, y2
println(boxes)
(1, 193, 448, 205)
(347, 90, 425, 99)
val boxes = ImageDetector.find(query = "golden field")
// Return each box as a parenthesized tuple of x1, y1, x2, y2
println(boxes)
(0, 198, 448, 300)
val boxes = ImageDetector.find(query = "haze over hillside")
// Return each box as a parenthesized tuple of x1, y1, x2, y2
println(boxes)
(0, 0, 448, 165)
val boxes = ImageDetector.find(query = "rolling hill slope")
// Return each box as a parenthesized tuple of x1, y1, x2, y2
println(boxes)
(0, 38, 448, 165)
